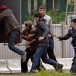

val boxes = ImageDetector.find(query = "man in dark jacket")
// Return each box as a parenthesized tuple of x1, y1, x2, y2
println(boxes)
(21, 21, 40, 73)
(39, 5, 57, 62)
(55, 18, 76, 73)
(30, 13, 63, 73)
(0, 5, 26, 62)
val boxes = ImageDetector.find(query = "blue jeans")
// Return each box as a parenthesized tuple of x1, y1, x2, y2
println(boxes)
(8, 29, 24, 55)
(31, 46, 58, 71)
(49, 37, 54, 49)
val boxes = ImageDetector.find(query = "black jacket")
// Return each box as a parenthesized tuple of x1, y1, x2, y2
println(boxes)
(35, 18, 49, 46)
(58, 28, 76, 47)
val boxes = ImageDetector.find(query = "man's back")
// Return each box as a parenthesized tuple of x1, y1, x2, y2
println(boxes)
(0, 9, 20, 33)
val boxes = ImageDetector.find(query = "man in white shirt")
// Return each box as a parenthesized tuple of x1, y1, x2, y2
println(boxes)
(39, 5, 57, 62)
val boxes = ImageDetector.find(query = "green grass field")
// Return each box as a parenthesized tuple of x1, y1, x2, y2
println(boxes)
(0, 70, 75, 76)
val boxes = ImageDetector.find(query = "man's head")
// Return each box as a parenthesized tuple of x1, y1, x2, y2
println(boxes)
(34, 13, 43, 22)
(39, 5, 46, 16)
(71, 18, 76, 29)
(25, 21, 32, 29)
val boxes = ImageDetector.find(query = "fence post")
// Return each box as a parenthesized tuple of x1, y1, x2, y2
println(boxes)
(37, 0, 43, 10)
(31, 0, 34, 15)
(34, 0, 37, 11)
(74, 0, 76, 14)
(46, 0, 53, 10)
(61, 22, 67, 58)
(28, 0, 31, 15)
(21, 0, 28, 24)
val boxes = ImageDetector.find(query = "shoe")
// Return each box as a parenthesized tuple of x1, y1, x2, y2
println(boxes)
(70, 69, 76, 74)
(55, 64, 63, 72)
(21, 52, 27, 62)
(40, 62, 46, 70)
(30, 70, 38, 73)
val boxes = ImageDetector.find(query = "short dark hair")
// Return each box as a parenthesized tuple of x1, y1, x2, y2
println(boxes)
(39, 5, 46, 10)
(71, 18, 76, 23)
(34, 13, 43, 19)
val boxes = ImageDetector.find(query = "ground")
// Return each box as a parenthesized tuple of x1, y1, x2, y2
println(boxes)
(0, 58, 75, 76)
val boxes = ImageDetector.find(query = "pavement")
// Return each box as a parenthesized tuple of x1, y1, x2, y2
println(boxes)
(0, 58, 73, 73)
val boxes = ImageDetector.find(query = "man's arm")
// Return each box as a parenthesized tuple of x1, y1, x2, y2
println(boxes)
(57, 30, 71, 40)
(22, 33, 35, 41)
(39, 22, 49, 38)
(48, 17, 53, 35)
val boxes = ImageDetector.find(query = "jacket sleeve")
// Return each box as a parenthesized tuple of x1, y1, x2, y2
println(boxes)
(39, 22, 49, 38)
(58, 30, 71, 40)
(48, 17, 53, 35)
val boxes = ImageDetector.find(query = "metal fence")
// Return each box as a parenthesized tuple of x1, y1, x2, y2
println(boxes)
(0, 24, 74, 59)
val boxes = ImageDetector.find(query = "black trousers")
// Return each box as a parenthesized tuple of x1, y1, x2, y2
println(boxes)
(47, 46, 57, 62)
(21, 48, 40, 73)
(70, 48, 76, 73)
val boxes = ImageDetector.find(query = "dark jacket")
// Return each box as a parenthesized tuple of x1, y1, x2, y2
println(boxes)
(35, 18, 49, 46)
(0, 9, 20, 34)
(58, 28, 76, 47)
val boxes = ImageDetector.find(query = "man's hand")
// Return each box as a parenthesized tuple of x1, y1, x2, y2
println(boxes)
(39, 37, 44, 41)
(53, 35, 58, 38)
(48, 34, 52, 38)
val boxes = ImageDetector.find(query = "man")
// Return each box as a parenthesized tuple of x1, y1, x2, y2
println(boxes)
(0, 5, 26, 62)
(55, 18, 76, 73)
(39, 5, 57, 61)
(30, 13, 63, 73)
(21, 21, 40, 73)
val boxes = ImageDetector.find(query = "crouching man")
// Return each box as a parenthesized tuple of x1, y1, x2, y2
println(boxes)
(21, 21, 40, 73)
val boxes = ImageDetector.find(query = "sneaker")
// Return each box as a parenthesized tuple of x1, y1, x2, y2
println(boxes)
(21, 52, 27, 62)
(55, 64, 63, 72)
(39, 62, 46, 70)
(70, 69, 76, 74)
(30, 70, 38, 73)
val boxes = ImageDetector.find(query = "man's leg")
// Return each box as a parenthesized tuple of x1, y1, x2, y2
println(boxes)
(21, 48, 30, 73)
(30, 46, 62, 72)
(21, 58, 28, 73)
(8, 29, 25, 55)
(47, 37, 57, 62)
(47, 46, 57, 62)
(70, 48, 76, 73)
(41, 47, 63, 72)
(8, 29, 26, 62)
(30, 49, 41, 71)
(30, 47, 45, 72)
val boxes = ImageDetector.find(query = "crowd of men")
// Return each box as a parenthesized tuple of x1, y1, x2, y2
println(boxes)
(0, 4, 76, 73)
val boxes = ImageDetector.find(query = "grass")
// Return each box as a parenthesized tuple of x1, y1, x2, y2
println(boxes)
(0, 70, 75, 76)
(35, 70, 71, 76)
